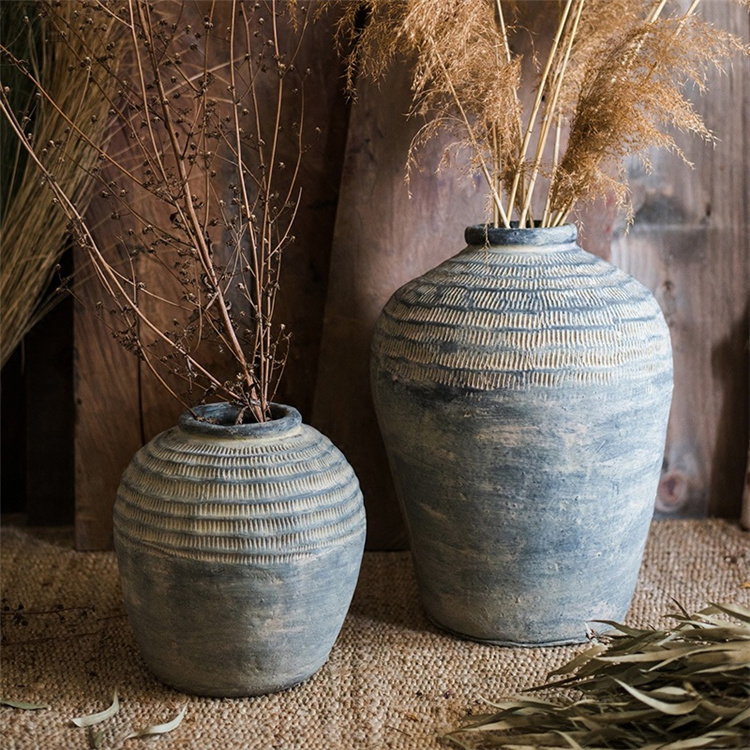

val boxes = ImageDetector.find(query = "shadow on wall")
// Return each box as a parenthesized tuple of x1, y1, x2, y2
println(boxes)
(709, 299, 750, 518)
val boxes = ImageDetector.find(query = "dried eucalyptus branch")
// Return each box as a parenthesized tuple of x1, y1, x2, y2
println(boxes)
(340, 0, 747, 228)
(445, 602, 750, 749)
(0, 0, 310, 422)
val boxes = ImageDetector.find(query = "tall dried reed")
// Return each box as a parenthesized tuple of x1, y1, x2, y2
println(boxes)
(0, 0, 125, 367)
(1, 0, 311, 422)
(340, 0, 747, 228)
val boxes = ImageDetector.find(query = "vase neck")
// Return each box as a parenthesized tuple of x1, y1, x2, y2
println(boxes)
(464, 223, 577, 249)
(178, 402, 302, 440)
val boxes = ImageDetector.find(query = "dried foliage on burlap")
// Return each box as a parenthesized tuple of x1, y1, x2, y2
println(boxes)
(446, 603, 750, 749)
(340, 0, 748, 228)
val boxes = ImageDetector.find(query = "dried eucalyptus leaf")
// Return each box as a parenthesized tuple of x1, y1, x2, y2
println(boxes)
(88, 727, 106, 749)
(613, 680, 701, 715)
(707, 602, 750, 623)
(124, 705, 187, 740)
(71, 690, 119, 727)
(547, 644, 607, 677)
(725, 705, 750, 728)
(656, 731, 743, 750)
(0, 699, 49, 710)
(589, 620, 650, 637)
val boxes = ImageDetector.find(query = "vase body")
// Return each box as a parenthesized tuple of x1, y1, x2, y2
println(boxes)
(371, 224, 673, 645)
(113, 402, 366, 696)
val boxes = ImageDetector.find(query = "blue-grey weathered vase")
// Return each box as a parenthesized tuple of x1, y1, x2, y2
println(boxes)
(113, 402, 366, 696)
(371, 224, 673, 645)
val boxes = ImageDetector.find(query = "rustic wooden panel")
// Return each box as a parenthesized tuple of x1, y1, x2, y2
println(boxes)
(271, 7, 352, 419)
(611, 0, 749, 518)
(73, 240, 142, 550)
(312, 64, 488, 550)
(71, 0, 749, 549)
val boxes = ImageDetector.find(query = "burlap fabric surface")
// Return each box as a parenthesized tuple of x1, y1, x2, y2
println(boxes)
(2, 520, 749, 750)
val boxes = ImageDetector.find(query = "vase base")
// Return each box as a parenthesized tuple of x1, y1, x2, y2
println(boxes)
(426, 614, 590, 648)
(150, 666, 321, 699)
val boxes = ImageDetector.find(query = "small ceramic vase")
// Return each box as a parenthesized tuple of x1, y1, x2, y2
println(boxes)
(114, 402, 366, 696)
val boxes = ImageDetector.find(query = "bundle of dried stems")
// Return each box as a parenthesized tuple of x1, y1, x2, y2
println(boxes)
(1, 0, 310, 422)
(340, 0, 748, 228)
(446, 602, 750, 749)
(0, 0, 125, 367)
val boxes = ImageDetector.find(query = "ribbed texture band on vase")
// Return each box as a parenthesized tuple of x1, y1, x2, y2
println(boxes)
(114, 404, 365, 565)
(374, 229, 670, 391)
(113, 403, 366, 697)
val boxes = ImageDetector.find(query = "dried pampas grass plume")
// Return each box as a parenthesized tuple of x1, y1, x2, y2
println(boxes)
(340, 0, 748, 228)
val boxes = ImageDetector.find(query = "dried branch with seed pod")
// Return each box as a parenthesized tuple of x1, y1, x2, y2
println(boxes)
(0, 0, 311, 423)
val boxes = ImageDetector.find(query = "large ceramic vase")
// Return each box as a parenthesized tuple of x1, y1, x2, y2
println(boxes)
(113, 402, 366, 696)
(371, 224, 673, 646)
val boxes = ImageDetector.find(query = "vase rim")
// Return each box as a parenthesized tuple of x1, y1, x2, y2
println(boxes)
(465, 223, 577, 248)
(178, 402, 302, 439)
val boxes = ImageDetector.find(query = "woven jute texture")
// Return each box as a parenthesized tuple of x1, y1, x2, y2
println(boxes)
(2, 519, 748, 750)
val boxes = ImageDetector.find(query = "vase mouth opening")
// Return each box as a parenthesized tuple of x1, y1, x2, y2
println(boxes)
(465, 222, 577, 248)
(178, 402, 302, 438)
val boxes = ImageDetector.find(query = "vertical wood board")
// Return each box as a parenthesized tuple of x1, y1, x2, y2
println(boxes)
(73, 237, 142, 551)
(611, 0, 749, 518)
(312, 64, 488, 549)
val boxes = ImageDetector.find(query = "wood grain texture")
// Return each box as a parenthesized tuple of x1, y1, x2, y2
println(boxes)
(73, 240, 142, 551)
(311, 64, 487, 549)
(270, 7, 352, 419)
(611, 0, 749, 518)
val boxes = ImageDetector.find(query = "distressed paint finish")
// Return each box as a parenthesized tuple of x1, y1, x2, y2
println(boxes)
(371, 225, 673, 645)
(113, 403, 366, 697)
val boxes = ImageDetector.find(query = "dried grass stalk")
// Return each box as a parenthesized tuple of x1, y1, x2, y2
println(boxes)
(446, 603, 750, 749)
(340, 0, 748, 228)
(0, 0, 126, 367)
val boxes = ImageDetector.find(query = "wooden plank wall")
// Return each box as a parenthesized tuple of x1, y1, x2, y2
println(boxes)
(69, 1, 749, 549)
(611, 0, 749, 519)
